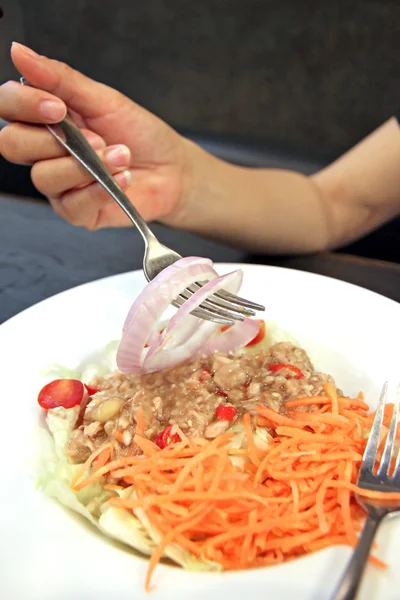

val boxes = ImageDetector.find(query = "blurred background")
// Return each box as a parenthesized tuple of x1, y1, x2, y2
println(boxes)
(1, 0, 399, 260)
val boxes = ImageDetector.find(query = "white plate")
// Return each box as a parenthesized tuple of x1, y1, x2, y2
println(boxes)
(0, 264, 399, 600)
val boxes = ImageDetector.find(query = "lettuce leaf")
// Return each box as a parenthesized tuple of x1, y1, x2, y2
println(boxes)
(117, 488, 220, 572)
(254, 426, 272, 452)
(40, 339, 120, 385)
(33, 406, 215, 572)
(34, 407, 112, 524)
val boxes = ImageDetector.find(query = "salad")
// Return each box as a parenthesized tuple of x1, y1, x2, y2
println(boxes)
(34, 258, 399, 590)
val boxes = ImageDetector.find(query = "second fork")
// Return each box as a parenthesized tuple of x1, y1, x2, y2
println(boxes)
(332, 382, 400, 600)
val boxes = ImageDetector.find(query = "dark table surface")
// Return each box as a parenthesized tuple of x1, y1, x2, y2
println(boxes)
(1, 194, 399, 325)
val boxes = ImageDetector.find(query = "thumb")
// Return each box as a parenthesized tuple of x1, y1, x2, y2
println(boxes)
(11, 42, 124, 120)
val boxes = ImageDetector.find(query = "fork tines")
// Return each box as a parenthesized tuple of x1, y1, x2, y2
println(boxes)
(173, 282, 265, 325)
(359, 382, 400, 483)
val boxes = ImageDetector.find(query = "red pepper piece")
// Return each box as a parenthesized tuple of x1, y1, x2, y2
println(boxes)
(220, 319, 265, 347)
(155, 425, 181, 449)
(268, 363, 304, 380)
(38, 379, 85, 410)
(85, 384, 99, 396)
(216, 404, 237, 420)
(199, 368, 212, 383)
(246, 320, 266, 347)
(216, 389, 228, 398)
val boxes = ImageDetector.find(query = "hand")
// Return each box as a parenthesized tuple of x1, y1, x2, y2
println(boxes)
(0, 43, 191, 230)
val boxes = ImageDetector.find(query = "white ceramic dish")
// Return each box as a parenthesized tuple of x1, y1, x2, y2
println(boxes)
(0, 264, 399, 600)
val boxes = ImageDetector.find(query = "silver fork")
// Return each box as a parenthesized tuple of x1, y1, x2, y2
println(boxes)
(21, 77, 264, 325)
(332, 382, 400, 600)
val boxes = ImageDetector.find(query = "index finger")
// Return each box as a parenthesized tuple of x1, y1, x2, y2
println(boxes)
(0, 80, 66, 123)
(0, 122, 106, 165)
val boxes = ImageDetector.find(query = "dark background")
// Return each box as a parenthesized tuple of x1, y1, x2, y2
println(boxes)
(0, 0, 399, 261)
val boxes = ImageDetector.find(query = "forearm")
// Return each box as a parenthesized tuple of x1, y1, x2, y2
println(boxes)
(311, 117, 400, 248)
(178, 117, 400, 254)
(178, 140, 333, 254)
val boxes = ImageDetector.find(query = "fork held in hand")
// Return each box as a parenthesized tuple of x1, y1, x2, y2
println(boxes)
(332, 382, 400, 600)
(21, 77, 264, 326)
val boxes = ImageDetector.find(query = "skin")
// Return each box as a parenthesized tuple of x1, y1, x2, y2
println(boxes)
(0, 42, 400, 254)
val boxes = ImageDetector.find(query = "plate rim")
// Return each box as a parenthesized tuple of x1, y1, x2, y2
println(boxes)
(1, 262, 398, 336)
(1, 261, 399, 600)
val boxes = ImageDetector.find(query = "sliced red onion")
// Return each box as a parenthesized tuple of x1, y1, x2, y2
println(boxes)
(143, 270, 243, 372)
(117, 257, 217, 373)
(117, 257, 262, 375)
(122, 256, 215, 332)
(143, 321, 218, 373)
(147, 269, 242, 356)
(194, 318, 260, 357)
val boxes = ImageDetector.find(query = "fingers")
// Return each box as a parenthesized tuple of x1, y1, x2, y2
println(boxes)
(31, 144, 131, 197)
(11, 42, 124, 119)
(0, 80, 66, 123)
(0, 122, 106, 165)
(9, 42, 168, 157)
(49, 170, 133, 229)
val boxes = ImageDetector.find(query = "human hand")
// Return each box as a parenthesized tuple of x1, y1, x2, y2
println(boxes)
(0, 43, 191, 230)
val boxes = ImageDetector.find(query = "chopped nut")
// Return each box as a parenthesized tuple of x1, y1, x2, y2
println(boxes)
(83, 421, 103, 437)
(91, 397, 124, 422)
(122, 430, 133, 446)
(204, 420, 230, 439)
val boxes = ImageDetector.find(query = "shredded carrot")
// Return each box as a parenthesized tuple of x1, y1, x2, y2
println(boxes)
(338, 460, 357, 545)
(284, 396, 330, 408)
(103, 483, 123, 492)
(256, 405, 301, 427)
(290, 412, 349, 426)
(70, 386, 399, 589)
(145, 504, 213, 592)
(324, 383, 339, 414)
(134, 434, 160, 456)
(136, 407, 145, 436)
(285, 396, 369, 412)
(369, 555, 389, 569)
(70, 443, 113, 488)
(290, 480, 299, 515)
(93, 446, 112, 472)
(243, 413, 261, 466)
(257, 416, 274, 428)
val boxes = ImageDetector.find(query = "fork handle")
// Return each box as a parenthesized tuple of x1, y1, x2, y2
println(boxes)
(331, 514, 382, 600)
(20, 77, 156, 247)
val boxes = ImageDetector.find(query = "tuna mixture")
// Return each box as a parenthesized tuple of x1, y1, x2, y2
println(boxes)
(66, 342, 336, 464)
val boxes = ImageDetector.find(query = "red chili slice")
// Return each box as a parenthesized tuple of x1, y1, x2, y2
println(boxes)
(155, 425, 181, 449)
(246, 320, 266, 347)
(199, 368, 212, 383)
(216, 389, 228, 398)
(38, 379, 85, 410)
(216, 404, 237, 420)
(84, 384, 99, 396)
(268, 363, 304, 380)
(220, 319, 265, 347)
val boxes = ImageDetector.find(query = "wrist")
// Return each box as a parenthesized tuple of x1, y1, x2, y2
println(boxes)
(170, 135, 230, 231)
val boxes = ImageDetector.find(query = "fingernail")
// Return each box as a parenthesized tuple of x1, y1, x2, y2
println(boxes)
(115, 169, 132, 187)
(12, 42, 40, 58)
(105, 144, 130, 168)
(40, 100, 66, 121)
